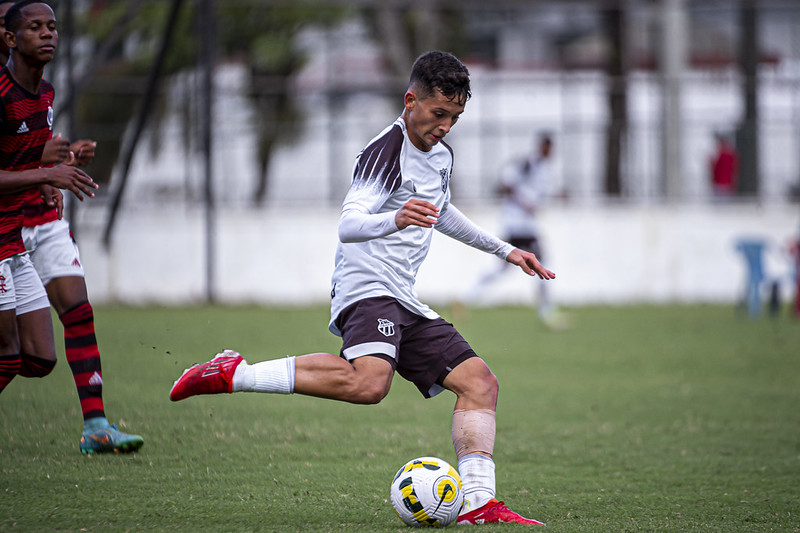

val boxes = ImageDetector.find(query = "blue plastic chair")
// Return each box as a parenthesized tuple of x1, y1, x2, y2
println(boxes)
(735, 239, 766, 317)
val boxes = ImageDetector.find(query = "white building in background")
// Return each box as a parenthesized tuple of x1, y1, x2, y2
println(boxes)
(66, 2, 800, 308)
(108, 1, 800, 209)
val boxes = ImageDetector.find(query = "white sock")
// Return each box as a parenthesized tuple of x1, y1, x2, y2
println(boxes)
(232, 356, 295, 394)
(458, 454, 496, 513)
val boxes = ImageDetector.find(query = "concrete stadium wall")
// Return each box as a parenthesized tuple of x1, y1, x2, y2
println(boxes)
(74, 203, 799, 309)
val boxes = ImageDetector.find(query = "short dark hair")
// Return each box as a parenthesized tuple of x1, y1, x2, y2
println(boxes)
(408, 51, 471, 105)
(5, 0, 51, 32)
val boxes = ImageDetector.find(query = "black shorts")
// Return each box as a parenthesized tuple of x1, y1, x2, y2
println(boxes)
(334, 296, 476, 398)
(509, 235, 543, 260)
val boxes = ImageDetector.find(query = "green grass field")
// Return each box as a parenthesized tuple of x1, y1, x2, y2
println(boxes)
(1, 304, 798, 532)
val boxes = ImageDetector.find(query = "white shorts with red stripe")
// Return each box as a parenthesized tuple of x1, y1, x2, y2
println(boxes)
(23, 218, 85, 286)
(0, 253, 50, 314)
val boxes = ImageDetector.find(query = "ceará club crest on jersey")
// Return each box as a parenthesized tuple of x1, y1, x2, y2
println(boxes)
(440, 168, 450, 192)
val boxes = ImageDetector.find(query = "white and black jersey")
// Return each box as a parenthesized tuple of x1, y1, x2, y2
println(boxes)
(329, 115, 512, 336)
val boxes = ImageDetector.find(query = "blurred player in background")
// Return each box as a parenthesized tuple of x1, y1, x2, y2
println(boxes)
(0, 0, 97, 397)
(465, 133, 568, 329)
(1, 0, 143, 455)
(171, 51, 554, 525)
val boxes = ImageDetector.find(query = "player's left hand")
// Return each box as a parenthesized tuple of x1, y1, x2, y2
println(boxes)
(39, 184, 64, 219)
(69, 139, 97, 167)
(506, 248, 556, 280)
(395, 198, 440, 230)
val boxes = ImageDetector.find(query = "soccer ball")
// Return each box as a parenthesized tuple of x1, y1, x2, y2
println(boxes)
(390, 456, 464, 527)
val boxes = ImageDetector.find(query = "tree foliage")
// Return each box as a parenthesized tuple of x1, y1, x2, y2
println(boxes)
(69, 0, 347, 202)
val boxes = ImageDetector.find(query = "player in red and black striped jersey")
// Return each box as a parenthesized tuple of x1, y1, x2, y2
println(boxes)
(0, 0, 97, 398)
(0, 1, 141, 454)
(0, 64, 55, 255)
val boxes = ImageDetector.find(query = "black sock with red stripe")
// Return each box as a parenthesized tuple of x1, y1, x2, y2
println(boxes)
(18, 353, 56, 377)
(60, 301, 106, 421)
(0, 353, 21, 393)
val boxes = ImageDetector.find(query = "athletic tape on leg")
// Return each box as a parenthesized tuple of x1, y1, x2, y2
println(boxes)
(452, 408, 496, 458)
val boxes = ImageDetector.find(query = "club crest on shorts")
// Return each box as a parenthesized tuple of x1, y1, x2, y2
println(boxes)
(377, 318, 395, 337)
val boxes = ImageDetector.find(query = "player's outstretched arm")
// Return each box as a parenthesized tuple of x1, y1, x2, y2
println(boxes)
(506, 248, 556, 280)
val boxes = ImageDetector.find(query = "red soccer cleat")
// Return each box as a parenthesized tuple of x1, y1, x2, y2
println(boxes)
(170, 349, 244, 401)
(457, 499, 545, 526)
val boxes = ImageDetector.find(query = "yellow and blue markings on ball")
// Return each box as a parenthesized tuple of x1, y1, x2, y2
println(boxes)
(436, 477, 459, 503)
(391, 458, 463, 526)
(392, 458, 461, 482)
(393, 458, 441, 481)
(398, 476, 441, 526)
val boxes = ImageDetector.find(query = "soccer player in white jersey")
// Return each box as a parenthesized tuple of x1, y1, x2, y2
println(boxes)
(170, 51, 554, 526)
(466, 134, 568, 329)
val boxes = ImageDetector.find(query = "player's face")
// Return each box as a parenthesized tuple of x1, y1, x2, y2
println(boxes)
(403, 88, 465, 152)
(7, 3, 58, 65)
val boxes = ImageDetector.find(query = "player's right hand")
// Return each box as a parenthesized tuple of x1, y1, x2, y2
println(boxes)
(395, 198, 440, 230)
(41, 133, 71, 165)
(45, 164, 99, 201)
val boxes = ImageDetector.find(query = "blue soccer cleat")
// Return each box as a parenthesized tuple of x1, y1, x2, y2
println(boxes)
(79, 418, 144, 455)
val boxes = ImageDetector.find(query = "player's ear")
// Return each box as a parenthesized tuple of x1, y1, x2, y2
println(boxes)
(3, 30, 14, 49)
(404, 91, 417, 111)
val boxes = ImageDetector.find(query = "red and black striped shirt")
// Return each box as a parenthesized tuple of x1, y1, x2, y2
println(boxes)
(0, 66, 54, 260)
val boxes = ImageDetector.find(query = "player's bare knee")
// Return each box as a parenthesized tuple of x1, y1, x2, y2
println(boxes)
(344, 355, 393, 404)
(444, 358, 499, 408)
(356, 390, 387, 405)
(465, 359, 497, 390)
(350, 380, 390, 404)
(460, 370, 498, 408)
(475, 371, 499, 403)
